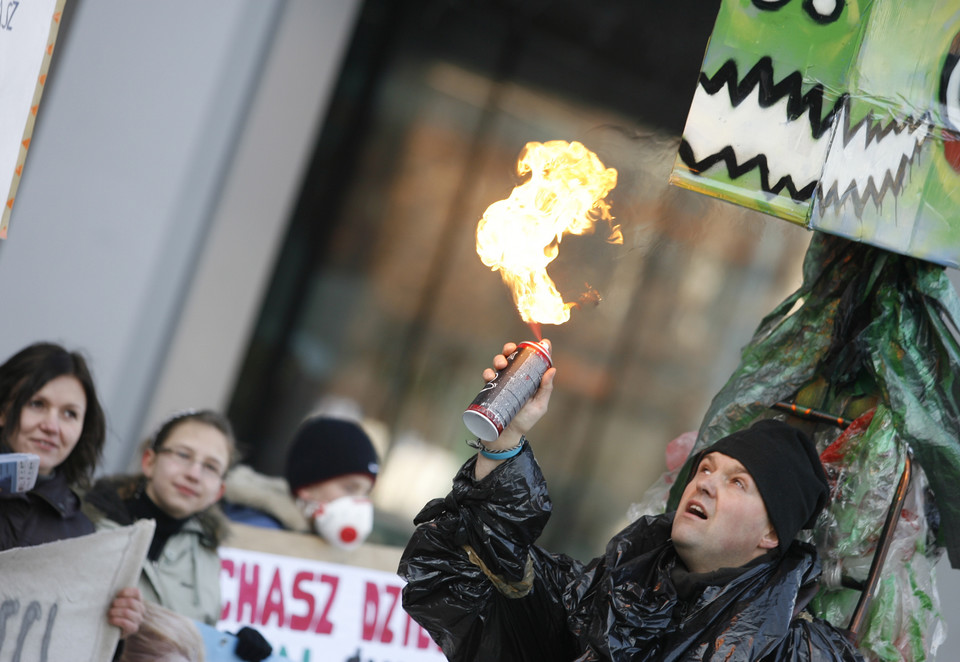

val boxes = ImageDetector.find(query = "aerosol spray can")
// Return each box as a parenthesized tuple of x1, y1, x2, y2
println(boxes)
(462, 340, 552, 441)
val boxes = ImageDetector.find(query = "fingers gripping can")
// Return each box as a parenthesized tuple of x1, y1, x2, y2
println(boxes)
(462, 341, 552, 441)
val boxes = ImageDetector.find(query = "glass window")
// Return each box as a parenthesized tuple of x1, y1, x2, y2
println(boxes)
(227, 0, 811, 558)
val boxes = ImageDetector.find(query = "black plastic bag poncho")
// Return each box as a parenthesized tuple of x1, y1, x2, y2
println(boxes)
(399, 443, 863, 661)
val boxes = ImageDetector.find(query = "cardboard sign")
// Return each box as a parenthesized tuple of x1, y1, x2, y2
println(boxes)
(218, 546, 445, 662)
(0, 520, 154, 662)
(0, 0, 65, 237)
(670, 0, 960, 267)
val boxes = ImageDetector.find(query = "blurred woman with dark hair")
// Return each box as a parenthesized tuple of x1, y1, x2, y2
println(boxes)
(0, 341, 105, 545)
(0, 341, 144, 639)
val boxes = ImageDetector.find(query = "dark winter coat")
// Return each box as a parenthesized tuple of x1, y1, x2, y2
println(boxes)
(82, 475, 228, 625)
(399, 444, 864, 661)
(0, 469, 94, 551)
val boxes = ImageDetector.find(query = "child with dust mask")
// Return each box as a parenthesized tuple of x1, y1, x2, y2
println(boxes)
(221, 415, 380, 550)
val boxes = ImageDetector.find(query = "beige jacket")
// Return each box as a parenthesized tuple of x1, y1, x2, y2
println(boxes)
(82, 475, 227, 625)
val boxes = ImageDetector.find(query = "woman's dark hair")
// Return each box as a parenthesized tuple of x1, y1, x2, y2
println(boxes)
(0, 342, 106, 487)
(149, 409, 239, 468)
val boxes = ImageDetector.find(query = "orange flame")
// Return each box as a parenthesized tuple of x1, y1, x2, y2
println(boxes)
(476, 140, 620, 325)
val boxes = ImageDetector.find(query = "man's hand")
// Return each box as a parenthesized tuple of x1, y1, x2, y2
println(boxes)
(474, 339, 556, 480)
(481, 339, 556, 438)
(108, 587, 145, 638)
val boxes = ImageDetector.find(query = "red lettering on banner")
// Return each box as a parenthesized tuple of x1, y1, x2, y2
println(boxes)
(219, 559, 339, 635)
(362, 582, 379, 641)
(380, 584, 400, 643)
(288, 571, 315, 632)
(362, 581, 404, 644)
(220, 559, 235, 621)
(403, 612, 442, 652)
(403, 610, 415, 646)
(237, 562, 261, 623)
(260, 568, 285, 628)
(418, 620, 435, 649)
(217, 552, 448, 653)
(313, 574, 338, 635)
(402, 612, 436, 649)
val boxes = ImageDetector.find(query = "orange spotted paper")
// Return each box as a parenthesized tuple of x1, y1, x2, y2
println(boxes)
(0, 0, 66, 238)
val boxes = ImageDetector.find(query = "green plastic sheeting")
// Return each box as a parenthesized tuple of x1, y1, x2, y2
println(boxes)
(667, 233, 960, 569)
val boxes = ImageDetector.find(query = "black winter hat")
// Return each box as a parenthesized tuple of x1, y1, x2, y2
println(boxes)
(285, 417, 380, 494)
(700, 419, 829, 551)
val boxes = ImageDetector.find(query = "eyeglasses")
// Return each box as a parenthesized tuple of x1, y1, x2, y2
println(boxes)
(156, 447, 226, 480)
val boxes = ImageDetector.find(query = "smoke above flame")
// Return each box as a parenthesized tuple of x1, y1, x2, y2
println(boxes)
(476, 140, 620, 325)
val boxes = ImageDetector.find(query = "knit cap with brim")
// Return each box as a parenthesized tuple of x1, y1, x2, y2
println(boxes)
(285, 417, 380, 494)
(699, 419, 829, 552)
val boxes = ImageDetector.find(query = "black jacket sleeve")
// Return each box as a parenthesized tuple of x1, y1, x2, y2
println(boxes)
(398, 443, 582, 661)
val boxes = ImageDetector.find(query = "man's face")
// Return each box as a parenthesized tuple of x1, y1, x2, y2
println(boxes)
(671, 451, 778, 573)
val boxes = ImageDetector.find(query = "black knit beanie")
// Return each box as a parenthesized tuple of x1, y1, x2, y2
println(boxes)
(700, 419, 829, 551)
(285, 417, 380, 494)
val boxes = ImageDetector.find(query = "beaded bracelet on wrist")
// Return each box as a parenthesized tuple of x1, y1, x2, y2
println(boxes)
(466, 435, 526, 460)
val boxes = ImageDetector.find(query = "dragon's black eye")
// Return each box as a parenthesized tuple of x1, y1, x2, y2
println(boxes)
(940, 32, 960, 132)
(752, 0, 845, 24)
(752, 0, 792, 9)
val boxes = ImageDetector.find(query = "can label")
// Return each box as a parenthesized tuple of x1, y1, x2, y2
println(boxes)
(462, 341, 552, 441)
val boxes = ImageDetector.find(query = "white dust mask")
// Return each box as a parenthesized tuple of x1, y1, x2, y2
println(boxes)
(306, 495, 374, 550)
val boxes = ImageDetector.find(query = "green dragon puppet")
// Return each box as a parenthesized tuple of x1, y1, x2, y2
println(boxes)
(665, 1, 960, 659)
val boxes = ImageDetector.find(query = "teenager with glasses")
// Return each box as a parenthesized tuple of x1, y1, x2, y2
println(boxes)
(83, 409, 237, 626)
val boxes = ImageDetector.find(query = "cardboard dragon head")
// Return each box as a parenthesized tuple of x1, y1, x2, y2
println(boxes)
(671, 0, 960, 267)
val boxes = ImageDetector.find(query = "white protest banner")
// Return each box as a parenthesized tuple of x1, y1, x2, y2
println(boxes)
(0, 519, 154, 662)
(0, 0, 65, 237)
(218, 547, 445, 662)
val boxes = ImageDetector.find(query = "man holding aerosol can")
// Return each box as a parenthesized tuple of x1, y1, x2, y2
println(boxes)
(398, 339, 863, 661)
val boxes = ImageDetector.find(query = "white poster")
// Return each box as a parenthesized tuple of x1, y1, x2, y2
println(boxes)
(218, 547, 446, 662)
(0, 520, 154, 662)
(0, 0, 64, 236)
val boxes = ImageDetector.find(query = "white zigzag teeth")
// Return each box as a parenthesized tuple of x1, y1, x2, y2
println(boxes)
(686, 82, 829, 189)
(819, 104, 929, 203)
